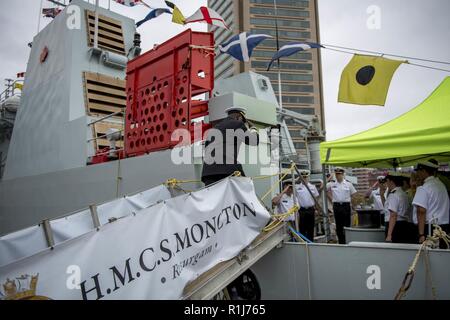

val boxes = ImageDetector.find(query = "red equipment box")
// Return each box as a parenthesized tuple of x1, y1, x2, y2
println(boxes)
(125, 29, 214, 157)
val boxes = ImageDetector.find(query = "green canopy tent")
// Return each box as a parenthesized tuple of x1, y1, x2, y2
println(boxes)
(320, 76, 450, 168)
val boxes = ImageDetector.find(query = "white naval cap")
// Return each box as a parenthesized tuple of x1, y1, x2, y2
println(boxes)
(299, 169, 311, 176)
(415, 160, 439, 170)
(334, 167, 345, 173)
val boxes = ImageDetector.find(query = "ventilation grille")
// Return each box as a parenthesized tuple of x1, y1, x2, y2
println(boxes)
(85, 10, 126, 55)
(83, 71, 125, 150)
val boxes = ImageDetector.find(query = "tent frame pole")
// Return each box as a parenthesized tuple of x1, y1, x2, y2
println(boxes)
(322, 164, 330, 242)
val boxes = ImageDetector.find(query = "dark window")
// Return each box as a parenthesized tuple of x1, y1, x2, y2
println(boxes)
(282, 84, 314, 92)
(284, 107, 316, 115)
(251, 28, 310, 39)
(258, 72, 313, 82)
(294, 142, 306, 149)
(289, 130, 303, 138)
(250, 7, 310, 18)
(250, 0, 309, 7)
(250, 18, 310, 28)
(252, 60, 312, 71)
(281, 96, 315, 104)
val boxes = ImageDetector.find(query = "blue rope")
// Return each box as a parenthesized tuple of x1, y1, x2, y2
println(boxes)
(288, 225, 312, 243)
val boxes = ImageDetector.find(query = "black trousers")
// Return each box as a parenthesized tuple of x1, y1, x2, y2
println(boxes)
(385, 221, 417, 244)
(298, 207, 315, 242)
(333, 202, 351, 244)
(202, 174, 229, 186)
(392, 221, 416, 244)
(202, 172, 245, 187)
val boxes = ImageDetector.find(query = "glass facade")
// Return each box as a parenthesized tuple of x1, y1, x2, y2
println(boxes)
(250, 28, 311, 39)
(251, 61, 312, 71)
(282, 96, 314, 104)
(250, 18, 310, 29)
(250, 7, 310, 17)
(250, 0, 309, 7)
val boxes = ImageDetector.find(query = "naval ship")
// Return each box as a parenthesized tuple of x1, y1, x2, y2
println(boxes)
(0, 0, 449, 300)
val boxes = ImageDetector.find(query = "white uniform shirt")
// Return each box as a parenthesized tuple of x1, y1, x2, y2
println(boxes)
(327, 180, 357, 203)
(276, 193, 295, 221)
(385, 187, 410, 222)
(412, 176, 450, 225)
(369, 188, 384, 211)
(295, 182, 319, 209)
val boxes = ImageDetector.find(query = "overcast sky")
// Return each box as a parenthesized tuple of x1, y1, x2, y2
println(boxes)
(0, 0, 449, 141)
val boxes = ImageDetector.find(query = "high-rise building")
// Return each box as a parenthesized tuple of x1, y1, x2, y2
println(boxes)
(208, 0, 325, 160)
(352, 168, 373, 194)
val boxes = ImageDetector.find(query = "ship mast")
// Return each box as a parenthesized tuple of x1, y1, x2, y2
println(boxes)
(94, 0, 99, 48)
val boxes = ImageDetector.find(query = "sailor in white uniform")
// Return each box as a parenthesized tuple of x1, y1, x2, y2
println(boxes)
(272, 180, 296, 238)
(412, 160, 450, 247)
(366, 176, 386, 211)
(383, 172, 414, 243)
(327, 167, 357, 244)
(365, 175, 387, 225)
(295, 170, 319, 242)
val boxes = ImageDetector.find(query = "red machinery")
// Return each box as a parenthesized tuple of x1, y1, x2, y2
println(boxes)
(124, 29, 214, 158)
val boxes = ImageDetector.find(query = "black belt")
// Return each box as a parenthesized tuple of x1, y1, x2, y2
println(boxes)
(300, 207, 315, 210)
(333, 202, 350, 205)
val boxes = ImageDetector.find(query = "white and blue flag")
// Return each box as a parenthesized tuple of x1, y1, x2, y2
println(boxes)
(268, 42, 323, 70)
(136, 8, 172, 27)
(219, 32, 272, 62)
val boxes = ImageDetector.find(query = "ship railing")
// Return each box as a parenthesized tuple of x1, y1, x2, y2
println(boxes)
(86, 111, 124, 155)
(86, 128, 124, 143)
(86, 110, 123, 126)
(0, 80, 23, 104)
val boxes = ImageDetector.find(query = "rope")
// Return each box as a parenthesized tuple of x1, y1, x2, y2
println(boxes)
(260, 163, 295, 202)
(394, 225, 449, 300)
(305, 242, 312, 300)
(321, 43, 450, 65)
(263, 205, 299, 232)
(164, 178, 201, 189)
(251, 169, 292, 180)
(423, 248, 437, 300)
(164, 178, 202, 194)
(231, 171, 242, 177)
(189, 45, 216, 58)
(115, 151, 122, 198)
(324, 47, 450, 73)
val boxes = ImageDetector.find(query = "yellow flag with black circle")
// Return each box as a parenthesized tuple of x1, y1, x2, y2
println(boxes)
(338, 54, 405, 106)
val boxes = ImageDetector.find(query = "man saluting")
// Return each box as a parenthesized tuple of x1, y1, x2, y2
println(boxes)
(201, 107, 259, 186)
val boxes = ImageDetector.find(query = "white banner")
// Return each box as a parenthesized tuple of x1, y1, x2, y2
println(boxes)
(0, 178, 270, 300)
(0, 185, 172, 267)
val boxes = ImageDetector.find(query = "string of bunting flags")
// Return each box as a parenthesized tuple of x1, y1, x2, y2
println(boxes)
(133, 2, 228, 29)
(219, 33, 273, 62)
(41, 1, 448, 108)
(216, 34, 448, 106)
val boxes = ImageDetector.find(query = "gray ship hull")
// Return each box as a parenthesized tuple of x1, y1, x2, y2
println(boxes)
(0, 150, 199, 235)
(251, 241, 450, 299)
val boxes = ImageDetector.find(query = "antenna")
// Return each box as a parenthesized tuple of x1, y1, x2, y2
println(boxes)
(37, 0, 43, 34)
(94, 0, 99, 49)
(273, 0, 283, 109)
